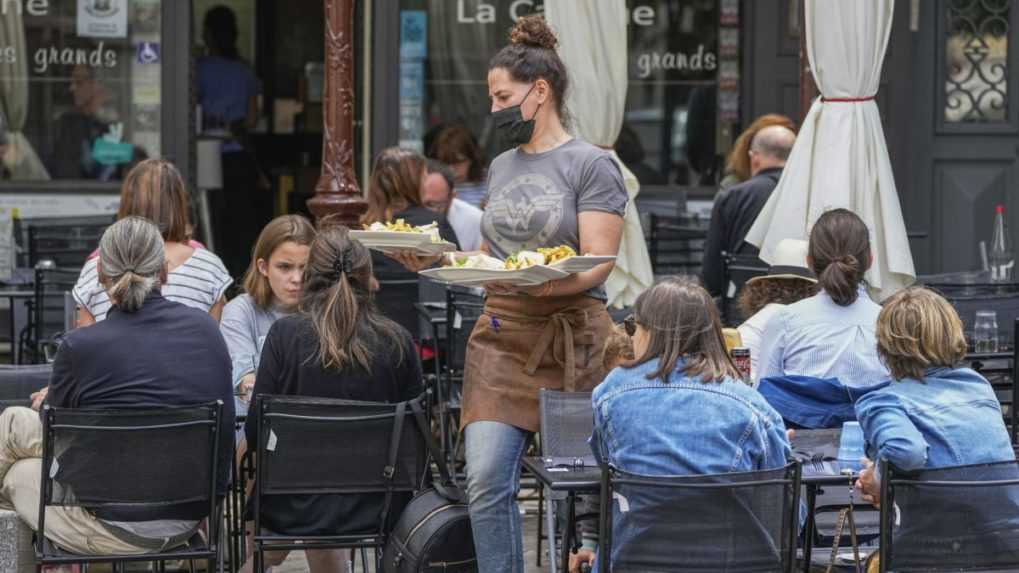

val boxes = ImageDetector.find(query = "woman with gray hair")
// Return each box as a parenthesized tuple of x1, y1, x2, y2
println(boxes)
(0, 216, 234, 557)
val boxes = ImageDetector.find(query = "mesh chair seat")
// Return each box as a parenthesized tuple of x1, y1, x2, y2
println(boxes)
(539, 390, 595, 465)
(599, 463, 801, 573)
(880, 459, 1019, 572)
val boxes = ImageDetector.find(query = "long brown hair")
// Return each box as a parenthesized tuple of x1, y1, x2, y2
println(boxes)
(489, 15, 569, 121)
(627, 276, 739, 383)
(362, 147, 427, 225)
(427, 122, 488, 184)
(118, 158, 190, 242)
(242, 215, 316, 308)
(724, 114, 796, 183)
(809, 209, 872, 306)
(300, 225, 404, 371)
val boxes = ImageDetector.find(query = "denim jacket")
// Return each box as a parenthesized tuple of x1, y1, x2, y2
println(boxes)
(591, 359, 792, 476)
(855, 367, 1015, 471)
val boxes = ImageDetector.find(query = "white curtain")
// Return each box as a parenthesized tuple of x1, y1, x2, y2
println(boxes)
(744, 0, 913, 301)
(546, 0, 653, 309)
(0, 11, 49, 180)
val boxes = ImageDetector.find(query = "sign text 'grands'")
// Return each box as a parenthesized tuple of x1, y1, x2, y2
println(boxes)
(456, 0, 656, 26)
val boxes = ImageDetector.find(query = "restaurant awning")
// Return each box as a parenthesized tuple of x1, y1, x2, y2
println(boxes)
(744, 0, 915, 301)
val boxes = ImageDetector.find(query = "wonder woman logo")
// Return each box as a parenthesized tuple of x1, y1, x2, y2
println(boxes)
(483, 173, 565, 250)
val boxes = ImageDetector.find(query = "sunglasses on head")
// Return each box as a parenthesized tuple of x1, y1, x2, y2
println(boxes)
(623, 315, 637, 337)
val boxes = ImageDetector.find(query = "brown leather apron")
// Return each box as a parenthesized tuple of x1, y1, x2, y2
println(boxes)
(460, 294, 613, 433)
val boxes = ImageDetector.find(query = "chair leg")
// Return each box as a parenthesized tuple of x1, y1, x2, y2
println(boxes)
(253, 542, 262, 573)
(537, 484, 544, 567)
(188, 559, 196, 573)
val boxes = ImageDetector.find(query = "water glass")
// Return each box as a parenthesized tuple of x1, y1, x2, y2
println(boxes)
(838, 421, 865, 462)
(974, 310, 999, 353)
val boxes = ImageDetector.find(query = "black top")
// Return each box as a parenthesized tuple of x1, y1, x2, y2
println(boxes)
(245, 312, 423, 535)
(48, 293, 235, 520)
(371, 206, 458, 335)
(702, 167, 784, 297)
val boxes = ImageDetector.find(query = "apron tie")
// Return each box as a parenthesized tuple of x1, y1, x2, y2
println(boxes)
(521, 308, 592, 391)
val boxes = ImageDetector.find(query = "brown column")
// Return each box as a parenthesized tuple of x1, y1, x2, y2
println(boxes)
(798, 0, 818, 122)
(307, 0, 367, 227)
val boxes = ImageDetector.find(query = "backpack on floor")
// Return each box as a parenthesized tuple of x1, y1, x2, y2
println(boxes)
(382, 400, 477, 573)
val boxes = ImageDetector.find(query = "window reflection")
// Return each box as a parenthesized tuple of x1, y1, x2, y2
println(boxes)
(945, 0, 1009, 123)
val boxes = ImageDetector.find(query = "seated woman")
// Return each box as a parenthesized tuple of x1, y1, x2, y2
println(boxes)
(240, 224, 423, 573)
(0, 217, 234, 556)
(735, 238, 817, 383)
(855, 288, 1018, 565)
(758, 208, 888, 387)
(220, 214, 315, 402)
(74, 159, 233, 324)
(361, 147, 458, 334)
(588, 277, 791, 569)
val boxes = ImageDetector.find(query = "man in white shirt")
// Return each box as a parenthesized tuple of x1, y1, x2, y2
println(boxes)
(421, 159, 483, 252)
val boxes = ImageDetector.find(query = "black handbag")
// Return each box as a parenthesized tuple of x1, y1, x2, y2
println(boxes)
(382, 400, 477, 572)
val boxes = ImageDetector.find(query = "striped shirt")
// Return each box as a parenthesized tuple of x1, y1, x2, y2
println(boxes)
(758, 286, 889, 388)
(73, 248, 233, 322)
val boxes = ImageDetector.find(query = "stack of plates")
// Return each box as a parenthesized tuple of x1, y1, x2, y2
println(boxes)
(349, 230, 456, 256)
(419, 255, 616, 287)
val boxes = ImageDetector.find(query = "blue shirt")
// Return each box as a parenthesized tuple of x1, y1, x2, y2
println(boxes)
(855, 367, 1015, 471)
(592, 359, 791, 476)
(758, 286, 888, 388)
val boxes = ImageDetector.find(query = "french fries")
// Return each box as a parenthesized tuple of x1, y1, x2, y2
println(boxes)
(365, 219, 442, 242)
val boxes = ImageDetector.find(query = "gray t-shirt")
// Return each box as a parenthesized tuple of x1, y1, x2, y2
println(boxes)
(220, 293, 291, 388)
(482, 138, 628, 300)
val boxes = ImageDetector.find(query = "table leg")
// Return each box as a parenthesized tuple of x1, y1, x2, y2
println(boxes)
(802, 485, 818, 573)
(8, 295, 16, 365)
(561, 493, 575, 573)
(545, 489, 558, 573)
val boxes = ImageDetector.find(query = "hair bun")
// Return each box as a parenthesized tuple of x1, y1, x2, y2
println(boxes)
(509, 15, 557, 50)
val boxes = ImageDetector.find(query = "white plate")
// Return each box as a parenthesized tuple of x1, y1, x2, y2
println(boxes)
(349, 231, 455, 255)
(420, 265, 569, 287)
(548, 255, 617, 274)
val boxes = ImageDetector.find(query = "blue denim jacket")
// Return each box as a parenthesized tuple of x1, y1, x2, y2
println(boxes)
(855, 367, 1015, 471)
(592, 359, 792, 476)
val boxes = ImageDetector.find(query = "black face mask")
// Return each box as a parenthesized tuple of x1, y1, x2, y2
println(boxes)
(492, 84, 541, 147)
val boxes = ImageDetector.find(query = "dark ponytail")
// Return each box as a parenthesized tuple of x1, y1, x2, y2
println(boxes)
(301, 225, 404, 371)
(808, 209, 871, 306)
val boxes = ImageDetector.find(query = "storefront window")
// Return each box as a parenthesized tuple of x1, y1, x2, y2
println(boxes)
(397, 0, 723, 186)
(0, 0, 162, 182)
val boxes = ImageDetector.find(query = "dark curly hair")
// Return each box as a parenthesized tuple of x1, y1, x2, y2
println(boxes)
(489, 15, 569, 122)
(738, 277, 819, 320)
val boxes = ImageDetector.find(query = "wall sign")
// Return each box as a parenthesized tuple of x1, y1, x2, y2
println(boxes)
(77, 0, 128, 39)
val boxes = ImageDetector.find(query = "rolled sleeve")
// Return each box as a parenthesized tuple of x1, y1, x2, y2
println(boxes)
(577, 155, 627, 217)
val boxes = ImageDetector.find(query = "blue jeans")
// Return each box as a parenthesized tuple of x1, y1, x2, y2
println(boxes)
(464, 421, 532, 573)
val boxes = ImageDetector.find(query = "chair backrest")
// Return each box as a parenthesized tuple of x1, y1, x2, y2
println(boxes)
(0, 364, 52, 411)
(253, 394, 428, 506)
(879, 459, 1019, 572)
(18, 215, 114, 268)
(40, 402, 222, 525)
(444, 285, 485, 375)
(646, 212, 708, 277)
(539, 389, 594, 463)
(599, 462, 801, 573)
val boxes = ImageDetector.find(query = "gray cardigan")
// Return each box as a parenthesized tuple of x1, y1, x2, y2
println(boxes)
(219, 293, 290, 387)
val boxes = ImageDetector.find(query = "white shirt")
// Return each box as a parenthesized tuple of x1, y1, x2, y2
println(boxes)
(448, 198, 483, 252)
(73, 248, 232, 321)
(758, 286, 889, 388)
(737, 303, 784, 384)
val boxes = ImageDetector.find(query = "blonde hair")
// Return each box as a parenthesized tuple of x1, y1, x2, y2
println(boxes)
(242, 215, 316, 308)
(876, 287, 967, 381)
(601, 324, 635, 372)
(98, 217, 165, 313)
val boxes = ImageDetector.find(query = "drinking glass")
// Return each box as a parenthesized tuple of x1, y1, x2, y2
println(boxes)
(974, 310, 999, 353)
(838, 421, 865, 462)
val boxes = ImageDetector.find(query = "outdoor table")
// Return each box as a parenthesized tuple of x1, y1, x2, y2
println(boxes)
(522, 428, 865, 573)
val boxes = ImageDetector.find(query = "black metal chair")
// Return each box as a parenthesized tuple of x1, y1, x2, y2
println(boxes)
(963, 319, 1019, 444)
(21, 266, 80, 364)
(37, 401, 225, 572)
(598, 461, 802, 573)
(250, 394, 431, 572)
(535, 390, 595, 568)
(436, 285, 484, 474)
(646, 213, 708, 277)
(16, 215, 114, 268)
(0, 364, 51, 411)
(878, 459, 1019, 572)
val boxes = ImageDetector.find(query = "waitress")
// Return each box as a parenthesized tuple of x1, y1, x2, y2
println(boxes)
(399, 15, 626, 573)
